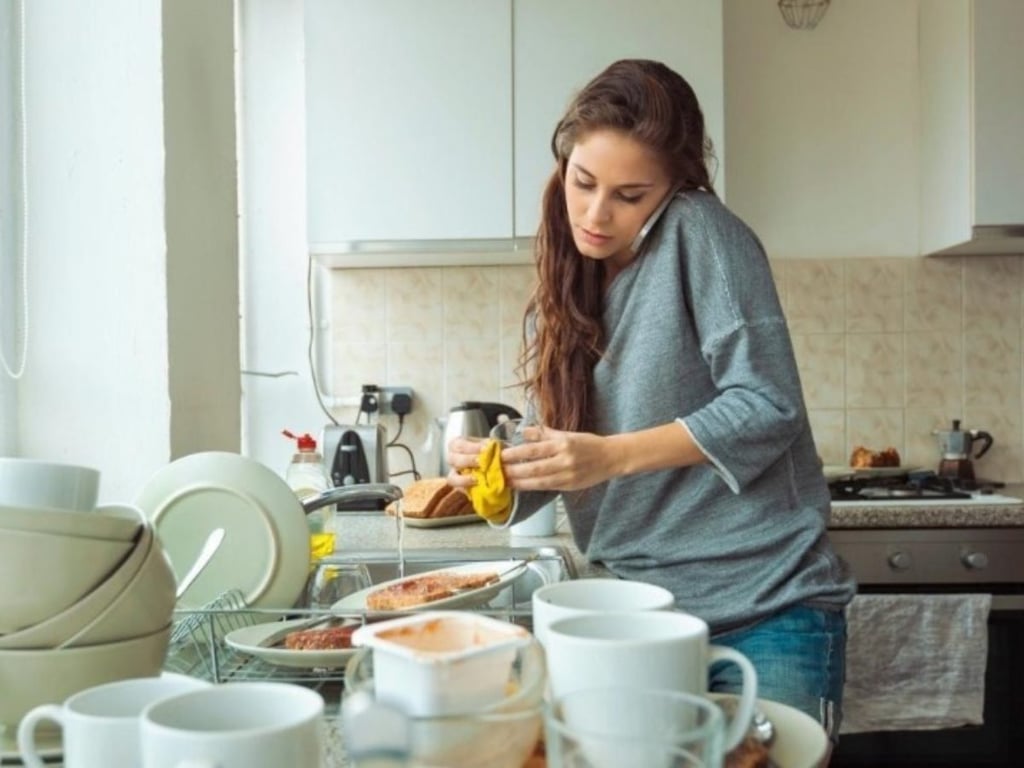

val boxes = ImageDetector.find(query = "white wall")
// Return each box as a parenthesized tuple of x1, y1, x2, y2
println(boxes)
(723, 0, 920, 258)
(16, 0, 171, 501)
(237, 0, 330, 477)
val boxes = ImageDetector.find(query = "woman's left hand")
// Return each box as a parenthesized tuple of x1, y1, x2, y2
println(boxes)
(499, 427, 618, 492)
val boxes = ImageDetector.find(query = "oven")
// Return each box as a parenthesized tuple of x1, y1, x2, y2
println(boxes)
(827, 473, 1024, 767)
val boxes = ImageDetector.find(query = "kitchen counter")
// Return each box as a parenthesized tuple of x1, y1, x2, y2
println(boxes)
(335, 483, 1024, 575)
(827, 483, 1024, 529)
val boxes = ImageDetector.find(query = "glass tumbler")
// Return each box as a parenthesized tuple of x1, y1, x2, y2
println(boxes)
(545, 687, 726, 768)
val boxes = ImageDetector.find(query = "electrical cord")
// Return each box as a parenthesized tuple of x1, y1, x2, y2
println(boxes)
(387, 414, 421, 481)
(306, 252, 338, 426)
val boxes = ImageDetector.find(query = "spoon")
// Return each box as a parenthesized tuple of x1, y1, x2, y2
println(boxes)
(175, 527, 225, 600)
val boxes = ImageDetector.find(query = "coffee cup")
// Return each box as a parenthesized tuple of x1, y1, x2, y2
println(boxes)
(509, 498, 558, 537)
(544, 610, 757, 751)
(531, 577, 675, 647)
(17, 673, 210, 768)
(139, 682, 324, 768)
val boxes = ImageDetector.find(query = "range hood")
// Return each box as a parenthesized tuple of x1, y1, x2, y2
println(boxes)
(927, 226, 1024, 257)
(920, 0, 1024, 257)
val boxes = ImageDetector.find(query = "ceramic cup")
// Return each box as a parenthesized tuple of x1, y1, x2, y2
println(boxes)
(545, 687, 726, 768)
(139, 682, 324, 768)
(544, 610, 757, 752)
(509, 498, 558, 537)
(530, 577, 675, 647)
(0, 458, 100, 511)
(17, 673, 210, 768)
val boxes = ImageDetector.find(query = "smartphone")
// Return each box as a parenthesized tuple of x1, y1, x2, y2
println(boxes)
(629, 187, 680, 256)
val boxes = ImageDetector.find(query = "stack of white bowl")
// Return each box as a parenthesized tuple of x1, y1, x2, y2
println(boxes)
(0, 458, 176, 731)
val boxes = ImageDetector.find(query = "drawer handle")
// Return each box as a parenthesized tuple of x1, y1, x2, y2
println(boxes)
(887, 551, 912, 571)
(961, 551, 989, 570)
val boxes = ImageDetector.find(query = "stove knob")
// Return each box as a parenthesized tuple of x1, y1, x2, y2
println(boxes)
(961, 551, 989, 570)
(887, 551, 912, 571)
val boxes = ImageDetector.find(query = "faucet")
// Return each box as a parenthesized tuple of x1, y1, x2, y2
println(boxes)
(301, 482, 403, 515)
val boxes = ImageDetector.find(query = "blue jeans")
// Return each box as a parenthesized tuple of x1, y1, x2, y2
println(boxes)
(709, 604, 846, 742)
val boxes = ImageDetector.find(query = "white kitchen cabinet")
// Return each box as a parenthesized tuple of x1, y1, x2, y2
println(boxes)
(919, 0, 1024, 255)
(513, 0, 724, 237)
(305, 0, 724, 259)
(305, 0, 513, 243)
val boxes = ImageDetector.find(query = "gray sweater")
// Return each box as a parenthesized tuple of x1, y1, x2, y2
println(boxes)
(515, 191, 855, 633)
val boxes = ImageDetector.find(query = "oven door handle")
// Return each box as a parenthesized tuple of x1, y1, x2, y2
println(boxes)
(991, 595, 1024, 612)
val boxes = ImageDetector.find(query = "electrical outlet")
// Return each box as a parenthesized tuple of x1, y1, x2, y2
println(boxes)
(380, 386, 414, 416)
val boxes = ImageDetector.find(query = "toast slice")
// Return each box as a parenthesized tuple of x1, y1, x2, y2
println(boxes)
(385, 477, 452, 519)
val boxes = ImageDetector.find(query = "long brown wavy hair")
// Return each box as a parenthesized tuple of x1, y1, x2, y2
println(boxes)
(520, 59, 717, 432)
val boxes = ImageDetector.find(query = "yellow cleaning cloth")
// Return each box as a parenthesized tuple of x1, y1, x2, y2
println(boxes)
(462, 439, 512, 524)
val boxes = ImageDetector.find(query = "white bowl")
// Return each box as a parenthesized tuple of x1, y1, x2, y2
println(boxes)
(0, 528, 134, 634)
(0, 502, 141, 543)
(0, 623, 172, 728)
(0, 458, 100, 511)
(61, 528, 176, 648)
(0, 523, 152, 650)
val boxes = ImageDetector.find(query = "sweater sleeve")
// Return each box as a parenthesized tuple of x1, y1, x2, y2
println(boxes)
(674, 196, 808, 493)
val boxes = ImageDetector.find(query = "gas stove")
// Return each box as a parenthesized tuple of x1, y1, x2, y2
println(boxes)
(828, 470, 1015, 504)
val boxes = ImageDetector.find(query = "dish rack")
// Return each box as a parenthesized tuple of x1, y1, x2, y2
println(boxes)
(164, 592, 537, 714)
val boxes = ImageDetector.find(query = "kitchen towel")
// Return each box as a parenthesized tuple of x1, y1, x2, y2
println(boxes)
(841, 593, 991, 733)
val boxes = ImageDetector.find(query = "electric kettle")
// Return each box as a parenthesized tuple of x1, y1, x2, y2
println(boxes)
(440, 401, 522, 473)
(933, 419, 994, 481)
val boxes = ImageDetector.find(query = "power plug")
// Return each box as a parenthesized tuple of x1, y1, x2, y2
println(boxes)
(380, 386, 414, 416)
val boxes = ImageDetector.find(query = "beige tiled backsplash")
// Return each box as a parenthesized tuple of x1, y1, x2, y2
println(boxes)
(329, 255, 1024, 484)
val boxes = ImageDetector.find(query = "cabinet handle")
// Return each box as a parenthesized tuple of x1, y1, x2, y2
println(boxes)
(961, 551, 989, 570)
(887, 552, 912, 571)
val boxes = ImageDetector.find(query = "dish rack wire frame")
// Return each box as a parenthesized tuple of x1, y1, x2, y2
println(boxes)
(164, 587, 537, 693)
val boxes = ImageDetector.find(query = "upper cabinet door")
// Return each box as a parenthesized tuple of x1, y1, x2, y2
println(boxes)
(512, 0, 724, 237)
(919, 0, 1024, 255)
(305, 0, 513, 243)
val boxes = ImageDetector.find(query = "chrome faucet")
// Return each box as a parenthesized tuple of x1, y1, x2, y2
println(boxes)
(300, 482, 403, 515)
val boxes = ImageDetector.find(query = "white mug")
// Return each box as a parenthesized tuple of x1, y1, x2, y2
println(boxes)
(531, 577, 675, 647)
(544, 610, 757, 752)
(140, 682, 324, 768)
(510, 498, 558, 537)
(17, 673, 210, 768)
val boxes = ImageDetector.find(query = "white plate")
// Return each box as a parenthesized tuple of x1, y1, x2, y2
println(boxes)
(402, 513, 485, 529)
(1, 726, 61, 764)
(823, 465, 919, 480)
(710, 693, 828, 768)
(224, 617, 359, 669)
(332, 560, 532, 612)
(134, 452, 310, 610)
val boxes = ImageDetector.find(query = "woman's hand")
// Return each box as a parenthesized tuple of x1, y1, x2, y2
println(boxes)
(498, 427, 619, 492)
(445, 437, 489, 489)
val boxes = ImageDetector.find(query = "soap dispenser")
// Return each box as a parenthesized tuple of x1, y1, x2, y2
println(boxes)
(283, 430, 334, 558)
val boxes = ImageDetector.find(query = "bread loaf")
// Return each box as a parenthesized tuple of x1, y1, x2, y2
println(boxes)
(385, 477, 472, 519)
(849, 445, 901, 468)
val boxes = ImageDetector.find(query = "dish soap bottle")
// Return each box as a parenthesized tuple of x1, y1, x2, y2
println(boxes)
(283, 430, 334, 558)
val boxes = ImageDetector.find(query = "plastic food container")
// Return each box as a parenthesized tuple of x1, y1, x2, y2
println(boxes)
(350, 611, 530, 716)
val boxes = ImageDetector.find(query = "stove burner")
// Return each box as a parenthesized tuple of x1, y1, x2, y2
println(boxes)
(827, 470, 982, 501)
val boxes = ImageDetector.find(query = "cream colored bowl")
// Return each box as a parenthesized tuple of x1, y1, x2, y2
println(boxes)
(0, 528, 134, 634)
(0, 623, 172, 728)
(0, 502, 140, 542)
(0, 523, 151, 650)
(61, 528, 176, 648)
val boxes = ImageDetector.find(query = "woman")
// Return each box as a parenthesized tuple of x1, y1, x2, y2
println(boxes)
(447, 59, 855, 744)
